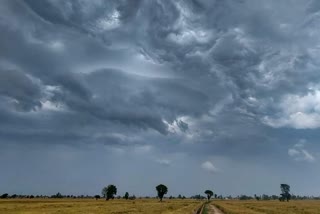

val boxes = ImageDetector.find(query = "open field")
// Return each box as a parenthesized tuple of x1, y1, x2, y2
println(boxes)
(4, 199, 320, 214)
(213, 200, 320, 214)
(0, 199, 203, 214)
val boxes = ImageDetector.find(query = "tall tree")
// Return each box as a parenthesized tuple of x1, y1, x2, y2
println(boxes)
(102, 185, 117, 200)
(254, 194, 260, 201)
(156, 184, 168, 202)
(124, 192, 129, 200)
(280, 184, 291, 202)
(204, 190, 214, 201)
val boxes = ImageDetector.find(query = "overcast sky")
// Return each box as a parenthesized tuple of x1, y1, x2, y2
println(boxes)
(1, 0, 320, 197)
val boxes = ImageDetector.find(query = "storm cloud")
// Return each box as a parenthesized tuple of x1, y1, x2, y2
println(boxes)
(1, 0, 320, 196)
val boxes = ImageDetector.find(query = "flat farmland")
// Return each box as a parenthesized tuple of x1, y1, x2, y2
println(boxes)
(213, 200, 320, 214)
(0, 199, 203, 214)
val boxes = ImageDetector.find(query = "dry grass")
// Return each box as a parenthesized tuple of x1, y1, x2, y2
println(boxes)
(213, 200, 320, 214)
(0, 198, 203, 214)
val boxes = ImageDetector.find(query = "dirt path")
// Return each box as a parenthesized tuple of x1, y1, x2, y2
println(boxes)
(194, 203, 205, 214)
(207, 204, 224, 214)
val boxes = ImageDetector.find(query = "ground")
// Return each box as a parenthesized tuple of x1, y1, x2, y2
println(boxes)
(0, 199, 203, 214)
(202, 202, 224, 214)
(2, 199, 320, 214)
(212, 200, 320, 214)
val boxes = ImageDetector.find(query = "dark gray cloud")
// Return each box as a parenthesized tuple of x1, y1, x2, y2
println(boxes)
(1, 0, 320, 196)
(0, 69, 42, 111)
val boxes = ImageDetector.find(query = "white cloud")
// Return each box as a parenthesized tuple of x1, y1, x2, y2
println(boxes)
(40, 100, 64, 111)
(288, 141, 315, 162)
(201, 161, 218, 173)
(96, 10, 120, 31)
(263, 90, 320, 129)
(288, 148, 299, 156)
(301, 150, 315, 162)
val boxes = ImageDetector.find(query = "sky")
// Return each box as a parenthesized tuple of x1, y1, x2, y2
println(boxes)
(1, 0, 320, 197)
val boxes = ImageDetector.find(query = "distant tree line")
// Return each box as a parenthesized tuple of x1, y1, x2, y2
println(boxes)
(0, 193, 104, 199)
(168, 194, 186, 199)
(3, 183, 319, 202)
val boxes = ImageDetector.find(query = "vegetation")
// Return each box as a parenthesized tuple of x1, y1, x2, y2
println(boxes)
(0, 198, 203, 214)
(280, 184, 291, 202)
(51, 192, 63, 199)
(202, 203, 210, 214)
(155, 184, 168, 202)
(0, 193, 8, 199)
(204, 190, 214, 201)
(124, 192, 129, 200)
(254, 194, 260, 201)
(129, 195, 136, 200)
(213, 200, 320, 214)
(190, 194, 206, 200)
(5, 182, 320, 213)
(102, 185, 117, 200)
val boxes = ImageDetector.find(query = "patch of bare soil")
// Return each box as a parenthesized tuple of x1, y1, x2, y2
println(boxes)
(207, 204, 224, 214)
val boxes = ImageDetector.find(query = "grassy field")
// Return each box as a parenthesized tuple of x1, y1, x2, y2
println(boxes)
(0, 198, 203, 214)
(213, 200, 320, 214)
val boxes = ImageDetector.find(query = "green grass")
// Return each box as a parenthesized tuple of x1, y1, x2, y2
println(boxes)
(199, 201, 210, 214)
(202, 204, 209, 214)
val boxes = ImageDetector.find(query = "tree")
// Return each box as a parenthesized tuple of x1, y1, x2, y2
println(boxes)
(52, 192, 63, 198)
(102, 185, 117, 200)
(156, 184, 168, 202)
(280, 184, 291, 202)
(254, 194, 260, 201)
(124, 192, 129, 200)
(239, 195, 253, 200)
(0, 193, 9, 199)
(94, 195, 100, 200)
(191, 194, 206, 200)
(129, 195, 136, 200)
(262, 194, 270, 200)
(204, 190, 214, 201)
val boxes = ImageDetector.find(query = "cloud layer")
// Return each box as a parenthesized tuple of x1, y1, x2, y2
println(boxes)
(1, 0, 320, 196)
